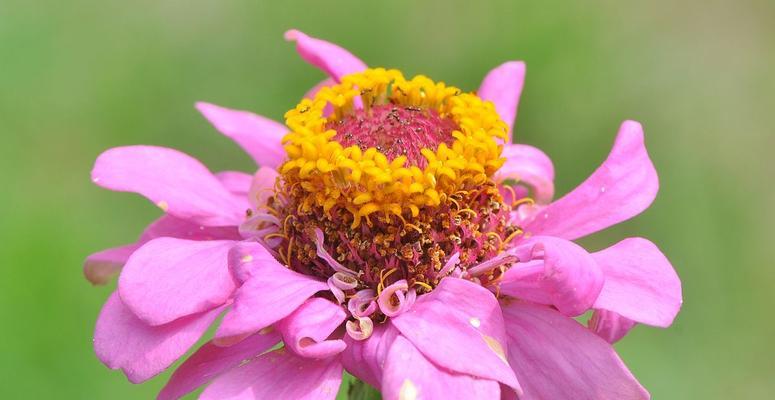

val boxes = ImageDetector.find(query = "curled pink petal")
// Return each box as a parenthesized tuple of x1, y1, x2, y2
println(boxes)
(314, 229, 358, 275)
(496, 143, 555, 204)
(382, 335, 501, 400)
(277, 298, 347, 359)
(94, 292, 224, 384)
(199, 348, 343, 400)
(525, 120, 658, 240)
(589, 309, 637, 344)
(84, 244, 138, 285)
(118, 238, 237, 326)
(196, 102, 287, 169)
(91, 145, 244, 226)
(285, 29, 367, 82)
(332, 271, 359, 290)
(377, 279, 411, 317)
(592, 237, 682, 328)
(327, 276, 346, 304)
(347, 289, 377, 317)
(502, 302, 648, 399)
(500, 236, 604, 317)
(158, 329, 281, 400)
(345, 316, 374, 341)
(477, 61, 526, 139)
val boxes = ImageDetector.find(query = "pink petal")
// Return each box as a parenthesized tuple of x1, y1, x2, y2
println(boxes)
(304, 78, 337, 99)
(138, 214, 241, 243)
(284, 29, 367, 82)
(303, 78, 336, 116)
(382, 335, 501, 400)
(589, 309, 637, 344)
(94, 292, 223, 383)
(501, 302, 649, 400)
(477, 61, 526, 139)
(247, 166, 279, 209)
(341, 323, 400, 388)
(500, 236, 604, 317)
(91, 145, 244, 226)
(496, 143, 555, 204)
(118, 238, 236, 326)
(524, 120, 658, 240)
(199, 349, 342, 400)
(277, 298, 347, 359)
(84, 215, 241, 286)
(391, 278, 521, 391)
(158, 329, 281, 400)
(196, 102, 287, 169)
(227, 240, 283, 284)
(215, 242, 327, 345)
(216, 171, 253, 196)
(84, 244, 138, 285)
(592, 237, 682, 328)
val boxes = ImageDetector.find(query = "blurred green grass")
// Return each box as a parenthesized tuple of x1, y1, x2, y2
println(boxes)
(1, 0, 773, 398)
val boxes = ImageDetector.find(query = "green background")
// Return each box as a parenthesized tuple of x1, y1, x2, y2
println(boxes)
(1, 1, 773, 398)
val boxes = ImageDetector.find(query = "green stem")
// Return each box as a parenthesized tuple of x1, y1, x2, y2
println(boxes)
(346, 377, 382, 400)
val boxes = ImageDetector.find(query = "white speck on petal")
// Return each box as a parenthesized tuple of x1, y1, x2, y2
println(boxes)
(600, 186, 606, 193)
(156, 200, 169, 212)
(469, 317, 481, 328)
(399, 379, 418, 400)
(241, 254, 253, 263)
(482, 334, 508, 364)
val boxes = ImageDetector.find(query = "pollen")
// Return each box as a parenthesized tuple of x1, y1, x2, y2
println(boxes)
(280, 68, 508, 228)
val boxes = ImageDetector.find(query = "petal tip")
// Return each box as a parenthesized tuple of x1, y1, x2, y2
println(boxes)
(503, 60, 527, 73)
(195, 101, 223, 120)
(619, 120, 645, 140)
(284, 29, 302, 42)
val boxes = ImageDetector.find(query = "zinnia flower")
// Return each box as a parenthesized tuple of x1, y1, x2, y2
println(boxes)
(85, 29, 682, 399)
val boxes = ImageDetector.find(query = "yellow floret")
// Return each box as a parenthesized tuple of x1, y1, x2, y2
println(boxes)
(279, 68, 507, 227)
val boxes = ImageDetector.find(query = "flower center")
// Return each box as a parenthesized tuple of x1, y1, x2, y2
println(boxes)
(257, 69, 520, 336)
(328, 104, 457, 168)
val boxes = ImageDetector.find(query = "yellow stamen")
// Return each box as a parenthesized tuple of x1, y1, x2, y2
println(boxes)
(402, 223, 423, 234)
(264, 233, 288, 242)
(377, 267, 399, 295)
(502, 184, 517, 204)
(456, 208, 478, 219)
(512, 197, 535, 209)
(283, 214, 295, 236)
(286, 236, 294, 268)
(487, 232, 504, 251)
(503, 229, 523, 246)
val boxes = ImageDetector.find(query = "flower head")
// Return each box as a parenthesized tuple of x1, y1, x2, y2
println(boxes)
(86, 29, 682, 399)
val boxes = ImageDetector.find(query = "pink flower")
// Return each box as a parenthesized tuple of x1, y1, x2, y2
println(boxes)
(86, 29, 682, 399)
